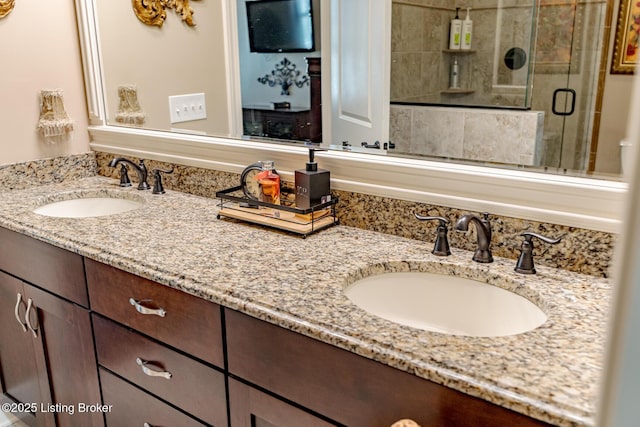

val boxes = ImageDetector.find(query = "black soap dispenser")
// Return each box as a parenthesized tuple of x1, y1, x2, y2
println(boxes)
(295, 148, 331, 210)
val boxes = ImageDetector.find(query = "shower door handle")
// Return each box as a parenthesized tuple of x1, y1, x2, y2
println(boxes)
(552, 88, 576, 116)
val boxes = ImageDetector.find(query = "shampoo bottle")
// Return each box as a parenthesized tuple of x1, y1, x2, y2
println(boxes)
(449, 58, 460, 89)
(461, 8, 473, 50)
(295, 148, 330, 210)
(448, 8, 462, 50)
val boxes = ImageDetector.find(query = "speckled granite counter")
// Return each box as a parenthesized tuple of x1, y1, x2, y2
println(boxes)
(0, 176, 611, 426)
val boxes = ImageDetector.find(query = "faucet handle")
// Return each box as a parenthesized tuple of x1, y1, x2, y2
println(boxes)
(414, 213, 451, 256)
(515, 232, 561, 274)
(152, 168, 174, 194)
(117, 164, 132, 187)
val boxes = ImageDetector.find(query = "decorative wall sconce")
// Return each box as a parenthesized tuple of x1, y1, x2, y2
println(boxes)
(0, 0, 15, 18)
(132, 0, 199, 27)
(115, 85, 146, 126)
(37, 89, 74, 143)
(257, 58, 310, 96)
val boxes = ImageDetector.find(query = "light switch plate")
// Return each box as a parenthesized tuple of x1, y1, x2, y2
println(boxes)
(168, 93, 207, 123)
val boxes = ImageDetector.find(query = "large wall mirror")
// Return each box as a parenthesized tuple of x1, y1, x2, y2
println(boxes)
(78, 0, 627, 232)
(91, 0, 618, 178)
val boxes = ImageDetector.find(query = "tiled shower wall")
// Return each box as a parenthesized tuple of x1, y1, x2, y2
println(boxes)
(390, 0, 607, 171)
(390, 0, 535, 107)
(390, 104, 544, 165)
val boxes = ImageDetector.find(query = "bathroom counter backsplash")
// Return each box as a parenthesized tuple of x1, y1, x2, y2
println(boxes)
(0, 152, 97, 192)
(94, 151, 615, 277)
(0, 173, 611, 427)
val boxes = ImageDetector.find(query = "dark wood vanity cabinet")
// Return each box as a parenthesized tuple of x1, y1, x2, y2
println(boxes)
(1, 228, 555, 427)
(0, 228, 102, 427)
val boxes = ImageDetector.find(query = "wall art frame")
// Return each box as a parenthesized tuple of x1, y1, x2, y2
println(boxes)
(612, 0, 640, 74)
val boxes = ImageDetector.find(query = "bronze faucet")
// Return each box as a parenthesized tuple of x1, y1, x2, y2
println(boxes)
(109, 158, 150, 190)
(455, 212, 493, 263)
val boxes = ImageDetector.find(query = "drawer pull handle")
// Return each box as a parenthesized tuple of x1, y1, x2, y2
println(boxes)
(25, 298, 38, 339)
(136, 358, 172, 380)
(14, 293, 28, 332)
(129, 298, 166, 317)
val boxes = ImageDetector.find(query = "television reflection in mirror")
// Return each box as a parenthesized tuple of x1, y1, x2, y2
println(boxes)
(247, 0, 315, 53)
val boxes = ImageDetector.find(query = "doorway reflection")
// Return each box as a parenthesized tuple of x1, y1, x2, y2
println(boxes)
(236, 0, 322, 143)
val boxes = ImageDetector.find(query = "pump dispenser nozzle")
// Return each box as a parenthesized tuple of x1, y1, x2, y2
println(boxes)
(307, 148, 318, 172)
(305, 147, 328, 171)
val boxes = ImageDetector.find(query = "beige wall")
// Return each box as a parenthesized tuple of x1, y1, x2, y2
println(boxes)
(0, 0, 90, 165)
(598, 75, 633, 174)
(96, 0, 230, 136)
(596, 0, 634, 175)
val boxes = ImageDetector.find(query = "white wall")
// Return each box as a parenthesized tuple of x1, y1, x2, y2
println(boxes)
(0, 0, 90, 164)
(595, 0, 635, 174)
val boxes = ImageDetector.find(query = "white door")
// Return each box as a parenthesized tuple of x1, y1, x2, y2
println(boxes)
(330, 0, 391, 150)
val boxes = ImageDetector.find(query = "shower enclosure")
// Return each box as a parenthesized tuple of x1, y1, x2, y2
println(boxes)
(390, 0, 608, 172)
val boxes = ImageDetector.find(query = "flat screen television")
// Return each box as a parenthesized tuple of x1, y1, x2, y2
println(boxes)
(246, 0, 315, 53)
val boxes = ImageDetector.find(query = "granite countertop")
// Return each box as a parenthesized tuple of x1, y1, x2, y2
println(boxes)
(0, 176, 611, 426)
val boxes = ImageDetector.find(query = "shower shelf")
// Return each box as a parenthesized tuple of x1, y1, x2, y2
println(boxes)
(441, 89, 474, 94)
(443, 49, 476, 54)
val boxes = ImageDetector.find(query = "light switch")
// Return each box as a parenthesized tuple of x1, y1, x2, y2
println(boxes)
(168, 93, 207, 124)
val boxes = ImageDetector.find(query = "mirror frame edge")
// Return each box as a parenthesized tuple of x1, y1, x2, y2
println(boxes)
(75, 0, 104, 124)
(221, 0, 243, 136)
(77, 0, 625, 234)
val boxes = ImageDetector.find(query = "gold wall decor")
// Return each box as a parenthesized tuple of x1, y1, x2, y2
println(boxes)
(0, 0, 15, 18)
(132, 0, 199, 27)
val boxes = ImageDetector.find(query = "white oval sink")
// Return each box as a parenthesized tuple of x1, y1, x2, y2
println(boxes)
(345, 272, 546, 337)
(34, 196, 144, 218)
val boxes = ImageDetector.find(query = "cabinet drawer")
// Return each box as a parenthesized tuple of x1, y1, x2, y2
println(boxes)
(100, 368, 207, 427)
(0, 227, 87, 306)
(86, 259, 223, 366)
(226, 309, 550, 427)
(93, 315, 227, 427)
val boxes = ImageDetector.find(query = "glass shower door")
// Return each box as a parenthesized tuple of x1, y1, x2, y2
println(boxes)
(531, 0, 607, 171)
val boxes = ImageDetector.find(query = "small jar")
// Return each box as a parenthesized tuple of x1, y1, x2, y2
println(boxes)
(256, 160, 280, 205)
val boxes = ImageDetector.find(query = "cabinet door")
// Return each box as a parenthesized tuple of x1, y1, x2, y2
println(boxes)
(0, 272, 40, 426)
(229, 379, 338, 427)
(23, 284, 103, 427)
